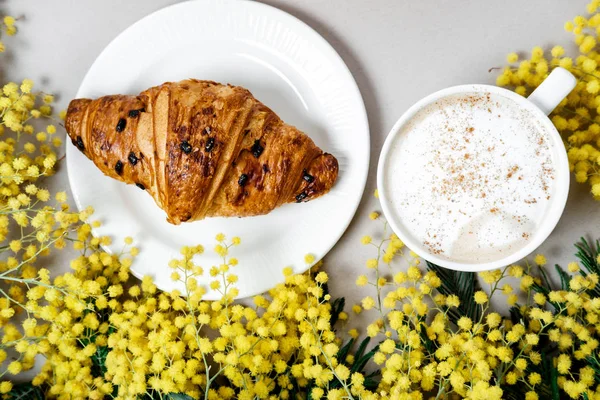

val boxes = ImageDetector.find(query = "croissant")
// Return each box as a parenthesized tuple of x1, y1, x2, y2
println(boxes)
(65, 80, 338, 224)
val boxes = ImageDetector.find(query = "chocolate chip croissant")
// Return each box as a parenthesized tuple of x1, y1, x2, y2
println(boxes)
(66, 80, 339, 224)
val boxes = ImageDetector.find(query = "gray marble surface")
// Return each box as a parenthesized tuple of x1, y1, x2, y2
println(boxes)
(4, 0, 597, 331)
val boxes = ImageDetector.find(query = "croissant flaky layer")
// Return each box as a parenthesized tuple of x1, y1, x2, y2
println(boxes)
(66, 80, 339, 224)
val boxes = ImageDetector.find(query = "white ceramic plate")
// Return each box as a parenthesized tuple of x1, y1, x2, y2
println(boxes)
(67, 0, 369, 299)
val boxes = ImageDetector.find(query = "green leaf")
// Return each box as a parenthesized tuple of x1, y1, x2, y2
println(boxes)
(336, 337, 355, 364)
(363, 370, 380, 390)
(585, 354, 600, 385)
(165, 394, 195, 400)
(328, 336, 380, 389)
(575, 237, 600, 275)
(329, 297, 345, 327)
(351, 343, 380, 374)
(321, 283, 330, 298)
(555, 264, 572, 291)
(353, 337, 370, 361)
(550, 358, 560, 400)
(539, 349, 560, 400)
(427, 261, 480, 325)
(508, 306, 523, 324)
(500, 386, 526, 400)
(530, 281, 549, 296)
(533, 259, 554, 290)
(574, 237, 600, 297)
(306, 379, 315, 399)
(91, 345, 109, 377)
(530, 281, 565, 314)
(285, 377, 302, 400)
(6, 382, 45, 400)
(417, 319, 435, 354)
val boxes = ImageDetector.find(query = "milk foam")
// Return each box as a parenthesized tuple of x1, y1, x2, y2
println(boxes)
(385, 92, 557, 263)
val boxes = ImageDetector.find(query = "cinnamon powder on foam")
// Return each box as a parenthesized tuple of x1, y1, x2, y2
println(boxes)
(386, 92, 556, 263)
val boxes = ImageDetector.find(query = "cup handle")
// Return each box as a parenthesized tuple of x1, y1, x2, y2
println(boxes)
(527, 67, 577, 116)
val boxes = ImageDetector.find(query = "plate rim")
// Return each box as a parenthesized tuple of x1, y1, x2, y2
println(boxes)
(66, 0, 370, 298)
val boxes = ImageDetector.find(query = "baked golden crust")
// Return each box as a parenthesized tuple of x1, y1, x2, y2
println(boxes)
(66, 79, 339, 224)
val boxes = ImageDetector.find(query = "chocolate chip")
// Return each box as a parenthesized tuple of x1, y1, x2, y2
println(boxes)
(128, 109, 140, 118)
(251, 140, 264, 158)
(180, 141, 192, 154)
(115, 160, 123, 175)
(295, 192, 307, 202)
(116, 118, 126, 132)
(238, 173, 248, 186)
(135, 183, 145, 190)
(262, 164, 270, 173)
(76, 136, 85, 151)
(303, 169, 314, 183)
(205, 137, 215, 152)
(128, 152, 138, 166)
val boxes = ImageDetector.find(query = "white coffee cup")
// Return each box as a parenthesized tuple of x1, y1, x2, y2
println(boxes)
(377, 67, 576, 271)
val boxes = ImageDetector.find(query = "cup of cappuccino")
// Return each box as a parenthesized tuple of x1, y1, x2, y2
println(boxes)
(377, 67, 576, 271)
